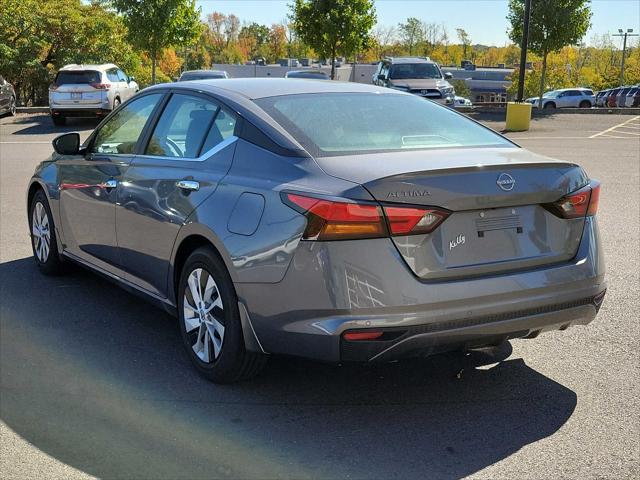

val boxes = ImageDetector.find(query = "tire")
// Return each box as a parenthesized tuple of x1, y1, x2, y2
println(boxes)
(579, 100, 591, 108)
(51, 115, 66, 126)
(543, 102, 556, 109)
(113, 97, 121, 109)
(29, 190, 63, 275)
(8, 96, 16, 116)
(177, 247, 267, 383)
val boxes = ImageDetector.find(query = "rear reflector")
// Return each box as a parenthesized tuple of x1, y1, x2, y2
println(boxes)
(383, 205, 450, 235)
(544, 182, 600, 219)
(283, 193, 451, 241)
(284, 193, 387, 240)
(343, 331, 384, 341)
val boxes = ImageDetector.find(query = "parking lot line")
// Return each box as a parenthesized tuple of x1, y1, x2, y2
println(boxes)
(589, 115, 640, 138)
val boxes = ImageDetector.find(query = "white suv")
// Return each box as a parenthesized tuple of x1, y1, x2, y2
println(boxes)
(526, 88, 595, 109)
(49, 64, 139, 125)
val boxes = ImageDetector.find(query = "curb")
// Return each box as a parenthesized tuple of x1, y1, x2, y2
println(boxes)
(458, 106, 640, 116)
(16, 107, 50, 114)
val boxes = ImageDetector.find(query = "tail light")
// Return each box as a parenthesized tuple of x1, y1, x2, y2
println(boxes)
(283, 193, 450, 241)
(90, 83, 110, 90)
(49, 84, 59, 91)
(544, 182, 600, 219)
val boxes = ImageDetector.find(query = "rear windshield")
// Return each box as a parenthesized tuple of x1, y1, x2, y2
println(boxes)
(55, 70, 100, 85)
(256, 92, 512, 157)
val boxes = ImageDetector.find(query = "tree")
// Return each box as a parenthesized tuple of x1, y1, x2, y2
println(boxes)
(508, 0, 591, 108)
(371, 25, 397, 59)
(456, 28, 471, 59)
(269, 24, 288, 62)
(398, 17, 424, 55)
(112, 0, 202, 84)
(290, 0, 376, 79)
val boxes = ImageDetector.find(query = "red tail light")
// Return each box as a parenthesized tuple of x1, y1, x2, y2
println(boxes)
(544, 182, 600, 219)
(343, 331, 384, 341)
(49, 84, 59, 91)
(283, 193, 451, 241)
(90, 83, 110, 90)
(383, 205, 450, 235)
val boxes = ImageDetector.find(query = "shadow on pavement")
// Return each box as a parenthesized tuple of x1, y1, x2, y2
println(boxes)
(0, 257, 577, 479)
(3, 114, 99, 135)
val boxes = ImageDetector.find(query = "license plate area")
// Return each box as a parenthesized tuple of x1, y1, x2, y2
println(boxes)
(71, 92, 82, 99)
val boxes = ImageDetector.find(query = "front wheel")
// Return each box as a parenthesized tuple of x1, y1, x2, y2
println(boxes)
(543, 102, 556, 109)
(30, 190, 63, 275)
(8, 96, 16, 116)
(178, 247, 267, 383)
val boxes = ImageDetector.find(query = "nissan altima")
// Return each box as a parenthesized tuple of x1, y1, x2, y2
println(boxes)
(27, 79, 606, 383)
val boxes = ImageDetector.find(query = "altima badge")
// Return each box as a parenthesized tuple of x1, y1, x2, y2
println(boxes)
(497, 173, 515, 191)
(449, 234, 465, 250)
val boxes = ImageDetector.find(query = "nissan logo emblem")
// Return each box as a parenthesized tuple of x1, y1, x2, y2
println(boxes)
(497, 173, 515, 191)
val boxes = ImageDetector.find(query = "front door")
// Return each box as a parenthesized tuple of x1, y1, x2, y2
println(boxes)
(58, 93, 164, 271)
(117, 92, 238, 298)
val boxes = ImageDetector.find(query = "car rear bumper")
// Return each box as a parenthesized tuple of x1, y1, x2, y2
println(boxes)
(236, 216, 605, 363)
(50, 107, 111, 118)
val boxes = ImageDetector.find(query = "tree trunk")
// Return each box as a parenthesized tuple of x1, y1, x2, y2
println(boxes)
(330, 46, 336, 80)
(151, 54, 157, 85)
(537, 50, 548, 109)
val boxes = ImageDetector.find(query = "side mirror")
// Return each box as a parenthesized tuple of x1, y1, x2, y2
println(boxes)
(129, 76, 135, 82)
(444, 72, 453, 79)
(377, 73, 386, 81)
(52, 133, 80, 155)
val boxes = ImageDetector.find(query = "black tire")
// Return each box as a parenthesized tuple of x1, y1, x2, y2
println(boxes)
(29, 190, 63, 275)
(579, 100, 591, 108)
(543, 102, 556, 109)
(8, 96, 16, 116)
(177, 247, 267, 383)
(51, 115, 66, 126)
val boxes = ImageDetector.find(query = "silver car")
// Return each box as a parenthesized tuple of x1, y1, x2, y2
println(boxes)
(28, 79, 606, 383)
(49, 64, 139, 125)
(527, 88, 595, 109)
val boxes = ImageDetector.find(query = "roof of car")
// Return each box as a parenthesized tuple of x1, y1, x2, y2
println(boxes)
(384, 57, 433, 64)
(59, 64, 117, 71)
(159, 77, 390, 100)
(182, 70, 227, 75)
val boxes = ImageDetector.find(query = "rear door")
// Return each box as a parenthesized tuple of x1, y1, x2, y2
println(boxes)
(51, 70, 105, 107)
(117, 69, 133, 101)
(58, 93, 164, 271)
(117, 91, 238, 297)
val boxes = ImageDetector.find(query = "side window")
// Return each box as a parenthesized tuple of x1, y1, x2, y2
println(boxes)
(145, 94, 220, 158)
(117, 69, 128, 82)
(201, 108, 237, 153)
(91, 94, 162, 154)
(106, 69, 118, 82)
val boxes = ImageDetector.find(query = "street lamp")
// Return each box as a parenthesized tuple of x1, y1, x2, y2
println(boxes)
(613, 28, 638, 86)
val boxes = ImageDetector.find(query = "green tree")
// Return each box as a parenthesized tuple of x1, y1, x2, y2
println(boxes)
(290, 0, 376, 79)
(112, 0, 202, 84)
(508, 0, 591, 108)
(398, 17, 424, 55)
(456, 28, 472, 59)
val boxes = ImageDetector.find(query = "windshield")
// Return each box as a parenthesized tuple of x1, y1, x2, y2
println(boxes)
(389, 63, 442, 80)
(55, 71, 100, 85)
(256, 92, 512, 157)
(543, 90, 561, 98)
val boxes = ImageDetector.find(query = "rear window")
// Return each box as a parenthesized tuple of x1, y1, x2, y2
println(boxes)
(55, 70, 100, 85)
(584, 90, 594, 96)
(256, 92, 512, 157)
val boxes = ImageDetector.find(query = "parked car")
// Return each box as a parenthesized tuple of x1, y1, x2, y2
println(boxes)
(49, 64, 138, 125)
(0, 75, 16, 116)
(629, 87, 640, 107)
(178, 70, 230, 81)
(526, 88, 595, 109)
(607, 88, 622, 108)
(454, 96, 473, 106)
(28, 78, 606, 383)
(373, 57, 455, 106)
(284, 70, 330, 80)
(615, 87, 633, 107)
(595, 90, 609, 107)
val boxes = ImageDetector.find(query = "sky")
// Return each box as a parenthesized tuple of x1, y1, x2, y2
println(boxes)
(195, 0, 640, 47)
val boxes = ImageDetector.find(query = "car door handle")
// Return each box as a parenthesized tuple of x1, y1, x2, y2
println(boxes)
(100, 179, 117, 190)
(176, 180, 199, 192)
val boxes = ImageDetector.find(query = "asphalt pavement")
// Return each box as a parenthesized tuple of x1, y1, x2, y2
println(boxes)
(1, 113, 639, 479)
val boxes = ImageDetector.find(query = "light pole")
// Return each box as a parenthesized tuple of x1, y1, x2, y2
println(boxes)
(613, 29, 638, 86)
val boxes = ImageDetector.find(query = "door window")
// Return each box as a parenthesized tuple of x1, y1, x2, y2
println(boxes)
(91, 94, 162, 154)
(106, 69, 119, 82)
(145, 94, 237, 159)
(117, 69, 128, 82)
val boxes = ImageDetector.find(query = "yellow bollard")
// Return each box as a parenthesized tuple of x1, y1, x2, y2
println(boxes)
(505, 102, 533, 132)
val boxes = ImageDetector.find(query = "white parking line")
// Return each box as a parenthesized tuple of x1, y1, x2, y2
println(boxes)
(590, 115, 640, 138)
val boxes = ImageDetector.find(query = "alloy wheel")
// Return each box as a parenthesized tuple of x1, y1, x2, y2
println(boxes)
(10, 97, 16, 116)
(183, 267, 225, 363)
(32, 202, 50, 263)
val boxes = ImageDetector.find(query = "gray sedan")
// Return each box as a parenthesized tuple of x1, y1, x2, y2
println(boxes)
(27, 79, 606, 383)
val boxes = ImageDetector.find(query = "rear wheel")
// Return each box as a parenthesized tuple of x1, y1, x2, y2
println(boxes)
(177, 247, 267, 383)
(51, 115, 66, 126)
(579, 100, 591, 108)
(543, 102, 556, 109)
(113, 97, 121, 109)
(29, 190, 63, 275)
